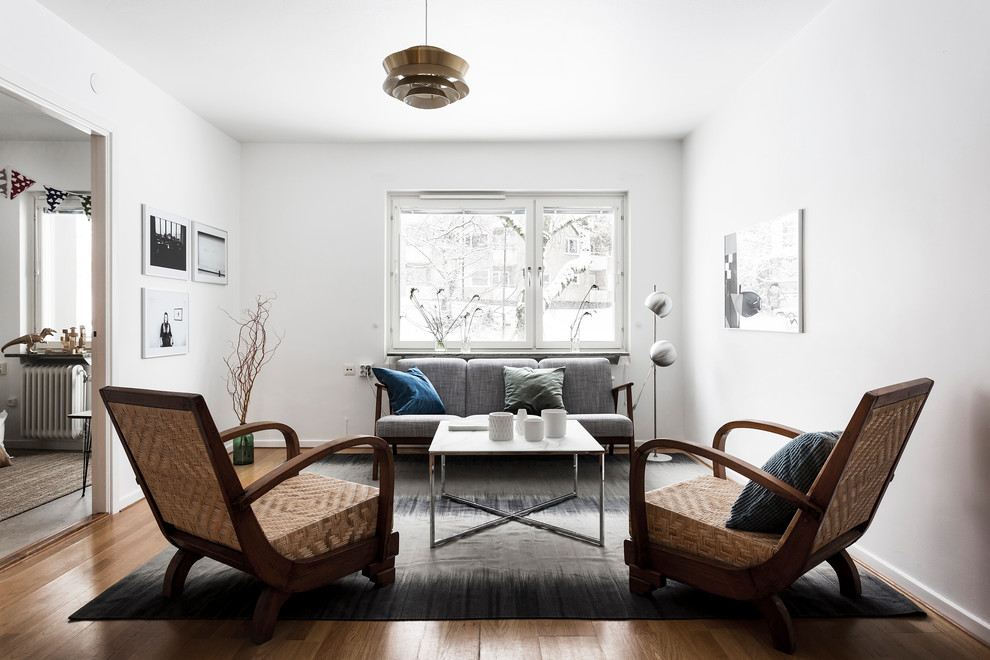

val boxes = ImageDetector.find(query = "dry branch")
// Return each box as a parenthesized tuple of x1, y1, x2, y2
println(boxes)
(223, 295, 284, 424)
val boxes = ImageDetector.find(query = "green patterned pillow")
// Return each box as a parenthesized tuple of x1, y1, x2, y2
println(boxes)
(725, 431, 840, 533)
(503, 366, 565, 415)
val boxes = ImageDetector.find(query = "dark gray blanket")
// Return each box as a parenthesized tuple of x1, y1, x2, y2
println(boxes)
(71, 454, 922, 622)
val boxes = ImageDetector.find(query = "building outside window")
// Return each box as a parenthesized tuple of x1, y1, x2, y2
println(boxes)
(388, 193, 626, 353)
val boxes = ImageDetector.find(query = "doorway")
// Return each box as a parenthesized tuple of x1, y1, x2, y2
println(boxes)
(0, 85, 111, 562)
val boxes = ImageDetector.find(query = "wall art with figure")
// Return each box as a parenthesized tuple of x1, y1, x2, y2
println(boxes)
(143, 288, 189, 357)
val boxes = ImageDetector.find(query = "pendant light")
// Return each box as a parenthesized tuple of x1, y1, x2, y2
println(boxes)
(382, 0, 470, 109)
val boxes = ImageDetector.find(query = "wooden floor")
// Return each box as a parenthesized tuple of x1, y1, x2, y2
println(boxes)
(1, 448, 987, 660)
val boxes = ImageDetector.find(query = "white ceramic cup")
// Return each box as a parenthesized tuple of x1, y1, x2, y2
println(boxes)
(489, 412, 514, 441)
(516, 408, 527, 433)
(524, 416, 544, 442)
(542, 409, 567, 438)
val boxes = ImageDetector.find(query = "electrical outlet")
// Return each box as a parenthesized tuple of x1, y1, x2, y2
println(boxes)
(343, 363, 356, 376)
(0, 361, 6, 376)
(359, 363, 373, 377)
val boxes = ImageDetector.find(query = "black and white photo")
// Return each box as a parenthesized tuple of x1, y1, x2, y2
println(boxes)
(142, 204, 190, 280)
(192, 222, 228, 284)
(143, 288, 189, 357)
(724, 210, 803, 333)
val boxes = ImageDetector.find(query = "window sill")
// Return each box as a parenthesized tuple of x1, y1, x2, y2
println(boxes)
(386, 350, 629, 364)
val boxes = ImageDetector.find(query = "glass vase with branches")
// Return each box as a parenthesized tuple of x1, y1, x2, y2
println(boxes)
(223, 294, 284, 463)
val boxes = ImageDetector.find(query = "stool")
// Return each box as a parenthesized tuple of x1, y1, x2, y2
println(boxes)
(68, 410, 92, 496)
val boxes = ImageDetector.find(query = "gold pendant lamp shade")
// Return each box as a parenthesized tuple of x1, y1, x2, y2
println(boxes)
(383, 45, 470, 109)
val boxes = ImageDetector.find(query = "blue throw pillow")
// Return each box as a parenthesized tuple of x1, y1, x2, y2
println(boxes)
(372, 366, 446, 415)
(725, 431, 841, 533)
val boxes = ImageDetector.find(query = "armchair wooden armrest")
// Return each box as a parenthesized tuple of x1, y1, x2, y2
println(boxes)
(220, 421, 301, 461)
(711, 420, 804, 478)
(632, 438, 823, 520)
(234, 435, 393, 509)
(611, 382, 634, 425)
(374, 383, 389, 421)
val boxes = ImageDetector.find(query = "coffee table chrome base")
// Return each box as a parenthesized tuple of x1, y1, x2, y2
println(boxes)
(429, 453, 605, 548)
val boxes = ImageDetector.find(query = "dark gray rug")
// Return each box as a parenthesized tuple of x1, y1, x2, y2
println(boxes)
(70, 453, 922, 622)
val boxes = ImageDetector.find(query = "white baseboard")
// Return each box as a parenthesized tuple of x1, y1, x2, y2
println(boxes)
(849, 547, 990, 645)
(116, 486, 145, 512)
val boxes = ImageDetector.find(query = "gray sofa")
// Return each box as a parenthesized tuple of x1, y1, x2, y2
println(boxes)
(372, 357, 633, 479)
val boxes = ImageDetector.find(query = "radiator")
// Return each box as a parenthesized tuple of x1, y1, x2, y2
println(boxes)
(21, 364, 91, 440)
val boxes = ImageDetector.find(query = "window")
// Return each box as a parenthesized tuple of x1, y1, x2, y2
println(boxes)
(388, 193, 626, 353)
(34, 195, 91, 333)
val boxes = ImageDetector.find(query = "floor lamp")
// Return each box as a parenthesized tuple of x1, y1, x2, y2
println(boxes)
(643, 288, 677, 462)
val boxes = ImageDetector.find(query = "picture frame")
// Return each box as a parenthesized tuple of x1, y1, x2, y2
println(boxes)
(191, 222, 228, 284)
(724, 209, 803, 333)
(142, 288, 189, 358)
(143, 204, 190, 280)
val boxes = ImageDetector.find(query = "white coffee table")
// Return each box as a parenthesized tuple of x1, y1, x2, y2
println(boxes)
(429, 415, 605, 548)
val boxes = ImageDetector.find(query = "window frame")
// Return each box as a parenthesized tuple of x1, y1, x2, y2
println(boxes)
(387, 192, 627, 354)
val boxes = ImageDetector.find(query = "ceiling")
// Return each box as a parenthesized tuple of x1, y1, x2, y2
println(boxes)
(20, 0, 830, 143)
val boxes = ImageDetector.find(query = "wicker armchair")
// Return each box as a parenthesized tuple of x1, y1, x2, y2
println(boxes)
(624, 378, 933, 653)
(100, 386, 399, 644)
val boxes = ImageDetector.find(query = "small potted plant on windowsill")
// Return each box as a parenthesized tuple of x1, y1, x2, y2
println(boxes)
(223, 294, 284, 465)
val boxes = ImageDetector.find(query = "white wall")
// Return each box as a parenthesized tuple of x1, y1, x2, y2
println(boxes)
(683, 0, 990, 641)
(0, 141, 90, 440)
(1, 1, 242, 509)
(239, 141, 683, 444)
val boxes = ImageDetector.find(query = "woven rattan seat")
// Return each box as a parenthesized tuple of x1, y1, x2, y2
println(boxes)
(625, 378, 933, 654)
(644, 475, 782, 568)
(253, 473, 379, 560)
(101, 386, 399, 644)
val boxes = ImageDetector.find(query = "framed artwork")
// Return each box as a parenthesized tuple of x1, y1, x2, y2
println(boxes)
(142, 288, 189, 358)
(192, 222, 228, 284)
(143, 204, 190, 280)
(724, 209, 803, 333)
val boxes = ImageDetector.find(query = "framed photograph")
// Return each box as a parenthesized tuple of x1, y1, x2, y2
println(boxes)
(724, 209, 803, 333)
(143, 288, 189, 358)
(143, 204, 190, 280)
(191, 222, 228, 284)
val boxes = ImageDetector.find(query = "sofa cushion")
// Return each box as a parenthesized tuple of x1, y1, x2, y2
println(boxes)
(725, 431, 841, 533)
(396, 358, 467, 417)
(539, 358, 615, 414)
(568, 413, 633, 439)
(465, 358, 538, 416)
(375, 414, 461, 439)
(372, 366, 445, 415)
(502, 366, 566, 415)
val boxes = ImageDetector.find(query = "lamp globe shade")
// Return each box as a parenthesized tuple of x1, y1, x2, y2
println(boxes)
(650, 340, 677, 367)
(644, 291, 673, 318)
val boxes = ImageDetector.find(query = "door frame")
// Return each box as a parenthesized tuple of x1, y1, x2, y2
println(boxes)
(0, 74, 114, 515)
